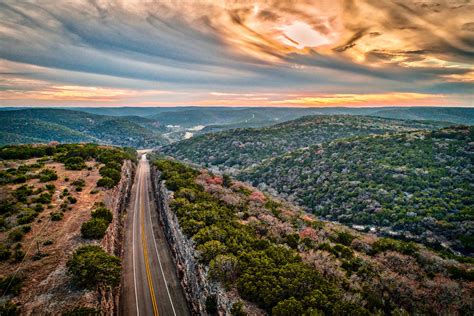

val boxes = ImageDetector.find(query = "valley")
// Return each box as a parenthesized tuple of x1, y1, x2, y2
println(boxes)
(0, 107, 472, 315)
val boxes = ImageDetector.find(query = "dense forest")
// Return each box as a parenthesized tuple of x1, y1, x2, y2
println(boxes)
(163, 116, 448, 171)
(154, 158, 473, 315)
(240, 126, 474, 256)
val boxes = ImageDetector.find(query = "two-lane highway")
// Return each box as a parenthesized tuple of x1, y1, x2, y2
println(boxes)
(121, 154, 189, 316)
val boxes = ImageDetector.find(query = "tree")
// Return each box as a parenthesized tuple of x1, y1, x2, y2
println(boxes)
(64, 157, 86, 170)
(67, 245, 121, 289)
(91, 207, 113, 224)
(272, 297, 304, 316)
(97, 177, 115, 189)
(81, 218, 109, 239)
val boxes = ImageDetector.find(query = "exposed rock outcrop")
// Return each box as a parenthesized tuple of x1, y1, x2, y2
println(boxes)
(100, 160, 135, 315)
(150, 166, 236, 315)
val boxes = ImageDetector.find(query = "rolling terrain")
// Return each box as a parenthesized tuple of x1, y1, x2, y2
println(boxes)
(0, 109, 166, 148)
(240, 126, 474, 255)
(151, 158, 474, 315)
(163, 115, 449, 171)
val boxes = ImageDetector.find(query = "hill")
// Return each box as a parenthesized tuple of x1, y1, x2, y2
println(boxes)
(152, 158, 474, 315)
(372, 107, 474, 125)
(239, 126, 474, 255)
(0, 109, 166, 148)
(0, 143, 134, 314)
(162, 115, 449, 171)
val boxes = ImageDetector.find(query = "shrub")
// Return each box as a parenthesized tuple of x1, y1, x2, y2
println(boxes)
(65, 157, 86, 170)
(8, 227, 25, 242)
(50, 212, 64, 221)
(81, 218, 109, 239)
(197, 240, 228, 263)
(0, 244, 11, 261)
(0, 275, 23, 296)
(13, 249, 25, 262)
(17, 210, 37, 225)
(230, 302, 246, 316)
(43, 240, 53, 246)
(332, 231, 356, 246)
(97, 177, 115, 189)
(99, 168, 121, 184)
(72, 179, 85, 188)
(91, 207, 113, 224)
(39, 169, 58, 182)
(272, 297, 304, 316)
(67, 196, 77, 204)
(34, 192, 52, 204)
(45, 184, 55, 192)
(67, 245, 121, 288)
(0, 301, 18, 315)
(205, 295, 218, 314)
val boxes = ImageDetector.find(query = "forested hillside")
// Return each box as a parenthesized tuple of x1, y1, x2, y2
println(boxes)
(0, 109, 166, 148)
(154, 158, 473, 315)
(163, 116, 448, 171)
(240, 126, 474, 256)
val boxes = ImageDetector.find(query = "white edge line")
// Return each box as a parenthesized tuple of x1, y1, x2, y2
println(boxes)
(144, 160, 178, 316)
(132, 162, 141, 316)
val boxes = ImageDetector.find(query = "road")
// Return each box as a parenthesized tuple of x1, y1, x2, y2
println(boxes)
(121, 154, 189, 316)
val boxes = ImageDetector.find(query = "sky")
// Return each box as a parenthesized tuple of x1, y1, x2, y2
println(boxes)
(0, 0, 473, 107)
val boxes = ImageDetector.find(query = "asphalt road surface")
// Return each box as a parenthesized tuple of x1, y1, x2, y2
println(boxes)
(121, 154, 189, 316)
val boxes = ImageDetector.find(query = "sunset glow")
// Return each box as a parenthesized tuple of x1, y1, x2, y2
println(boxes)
(0, 0, 472, 107)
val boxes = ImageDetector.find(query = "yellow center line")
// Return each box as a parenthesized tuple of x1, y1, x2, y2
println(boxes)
(140, 177, 160, 316)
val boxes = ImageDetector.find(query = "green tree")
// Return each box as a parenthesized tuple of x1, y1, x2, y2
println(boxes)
(67, 245, 121, 289)
(81, 218, 109, 239)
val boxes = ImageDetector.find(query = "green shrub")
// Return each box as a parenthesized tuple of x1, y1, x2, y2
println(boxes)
(99, 168, 121, 184)
(81, 218, 109, 239)
(43, 240, 53, 246)
(205, 295, 218, 314)
(39, 169, 58, 182)
(17, 210, 37, 225)
(72, 179, 85, 188)
(272, 297, 304, 316)
(372, 238, 418, 256)
(230, 302, 246, 316)
(50, 212, 64, 221)
(8, 227, 25, 242)
(13, 249, 25, 262)
(0, 275, 23, 296)
(331, 231, 356, 246)
(65, 157, 86, 170)
(91, 207, 113, 224)
(0, 244, 11, 261)
(97, 177, 115, 189)
(0, 301, 18, 316)
(67, 196, 77, 204)
(67, 245, 121, 289)
(45, 184, 56, 192)
(14, 185, 33, 203)
(34, 192, 52, 204)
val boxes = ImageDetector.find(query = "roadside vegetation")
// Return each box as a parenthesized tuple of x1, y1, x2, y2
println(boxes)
(154, 158, 474, 315)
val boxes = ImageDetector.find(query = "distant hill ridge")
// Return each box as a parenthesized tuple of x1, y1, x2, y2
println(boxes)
(0, 108, 166, 148)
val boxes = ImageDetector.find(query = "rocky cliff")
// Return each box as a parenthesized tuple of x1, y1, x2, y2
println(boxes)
(100, 160, 135, 315)
(150, 166, 237, 315)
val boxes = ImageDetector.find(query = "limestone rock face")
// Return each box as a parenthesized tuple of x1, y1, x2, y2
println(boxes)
(150, 166, 235, 315)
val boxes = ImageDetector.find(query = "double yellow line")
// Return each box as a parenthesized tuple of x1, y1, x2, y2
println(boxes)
(140, 178, 160, 316)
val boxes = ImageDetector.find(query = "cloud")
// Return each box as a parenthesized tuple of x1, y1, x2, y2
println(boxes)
(0, 0, 472, 107)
